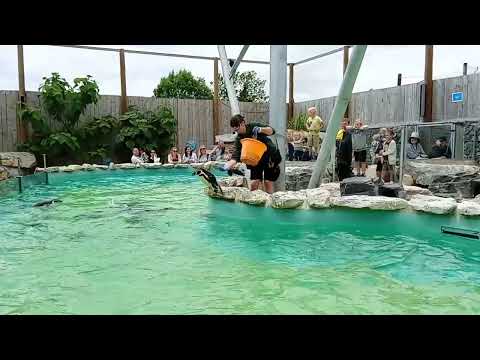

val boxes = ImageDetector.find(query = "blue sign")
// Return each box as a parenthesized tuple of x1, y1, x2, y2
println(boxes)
(451, 92, 464, 103)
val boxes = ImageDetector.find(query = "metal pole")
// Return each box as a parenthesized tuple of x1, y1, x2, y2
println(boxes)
(213, 59, 220, 142)
(397, 73, 402, 86)
(119, 49, 128, 114)
(42, 153, 47, 169)
(463, 63, 468, 76)
(308, 45, 368, 189)
(229, 45, 250, 78)
(17, 176, 22, 193)
(269, 45, 288, 192)
(424, 45, 434, 122)
(17, 45, 28, 143)
(399, 126, 406, 186)
(217, 46, 240, 115)
(288, 64, 294, 123)
(343, 46, 350, 119)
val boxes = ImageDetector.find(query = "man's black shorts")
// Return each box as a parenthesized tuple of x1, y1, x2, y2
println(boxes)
(376, 160, 383, 172)
(354, 150, 367, 162)
(248, 151, 281, 182)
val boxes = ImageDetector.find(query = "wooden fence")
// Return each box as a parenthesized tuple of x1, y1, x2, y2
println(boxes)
(2, 72, 479, 152)
(0, 91, 270, 152)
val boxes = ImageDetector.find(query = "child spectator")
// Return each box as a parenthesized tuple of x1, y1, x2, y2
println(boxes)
(348, 119, 369, 176)
(210, 140, 226, 161)
(198, 145, 209, 163)
(292, 131, 305, 161)
(167, 147, 182, 164)
(182, 146, 198, 164)
(381, 129, 397, 184)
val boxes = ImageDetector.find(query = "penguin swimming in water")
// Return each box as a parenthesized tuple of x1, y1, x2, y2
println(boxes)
(192, 168, 223, 194)
(33, 198, 62, 207)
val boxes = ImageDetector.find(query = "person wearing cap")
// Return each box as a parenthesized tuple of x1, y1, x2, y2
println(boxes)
(406, 132, 428, 160)
(431, 136, 452, 159)
(335, 119, 353, 181)
(306, 107, 324, 158)
(223, 114, 281, 194)
(198, 145, 209, 163)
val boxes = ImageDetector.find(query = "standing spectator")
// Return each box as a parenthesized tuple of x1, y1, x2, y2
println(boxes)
(406, 132, 428, 160)
(349, 119, 369, 177)
(292, 131, 305, 161)
(182, 146, 198, 164)
(336, 119, 353, 181)
(381, 129, 397, 184)
(131, 148, 144, 165)
(370, 133, 384, 183)
(210, 140, 226, 161)
(287, 131, 295, 161)
(167, 147, 182, 164)
(306, 106, 324, 157)
(198, 145, 209, 163)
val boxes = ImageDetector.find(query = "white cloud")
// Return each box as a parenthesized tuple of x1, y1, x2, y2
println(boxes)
(1, 45, 479, 103)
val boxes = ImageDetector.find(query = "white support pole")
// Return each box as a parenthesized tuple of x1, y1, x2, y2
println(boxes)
(229, 45, 250, 78)
(269, 45, 288, 192)
(308, 45, 368, 189)
(217, 45, 240, 116)
(399, 125, 406, 186)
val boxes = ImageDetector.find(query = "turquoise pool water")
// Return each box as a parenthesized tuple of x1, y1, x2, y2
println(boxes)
(1, 169, 480, 314)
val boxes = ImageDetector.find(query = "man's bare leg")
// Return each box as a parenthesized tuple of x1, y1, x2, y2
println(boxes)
(250, 179, 260, 191)
(263, 180, 274, 194)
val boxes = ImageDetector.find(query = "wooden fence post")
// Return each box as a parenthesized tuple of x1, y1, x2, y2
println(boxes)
(424, 45, 433, 122)
(343, 46, 350, 119)
(119, 49, 128, 114)
(463, 62, 468, 76)
(288, 63, 294, 125)
(397, 73, 402, 86)
(213, 58, 220, 142)
(17, 45, 28, 143)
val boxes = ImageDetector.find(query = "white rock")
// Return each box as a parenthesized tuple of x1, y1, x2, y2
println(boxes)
(331, 195, 409, 210)
(237, 189, 271, 206)
(93, 164, 108, 170)
(218, 176, 248, 188)
(474, 194, 480, 204)
(162, 164, 175, 169)
(82, 163, 95, 171)
(271, 191, 306, 209)
(174, 164, 189, 169)
(0, 152, 37, 168)
(46, 166, 60, 173)
(118, 163, 137, 169)
(67, 164, 84, 171)
(142, 163, 163, 169)
(403, 185, 433, 199)
(206, 186, 243, 201)
(403, 174, 414, 186)
(190, 163, 205, 169)
(59, 166, 74, 172)
(457, 201, 480, 216)
(306, 188, 332, 209)
(408, 194, 457, 215)
(318, 182, 341, 197)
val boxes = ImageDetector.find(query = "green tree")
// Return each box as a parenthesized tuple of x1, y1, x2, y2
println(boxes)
(153, 69, 213, 99)
(217, 70, 268, 103)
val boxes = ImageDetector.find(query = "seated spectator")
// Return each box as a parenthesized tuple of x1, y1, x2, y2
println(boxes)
(167, 147, 182, 164)
(406, 132, 428, 160)
(430, 136, 452, 159)
(131, 148, 144, 165)
(210, 140, 226, 161)
(224, 150, 233, 161)
(292, 131, 305, 161)
(139, 148, 149, 163)
(371, 133, 384, 183)
(150, 149, 161, 163)
(182, 146, 198, 164)
(198, 145, 209, 163)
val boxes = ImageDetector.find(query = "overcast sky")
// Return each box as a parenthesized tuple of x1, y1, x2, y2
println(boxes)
(1, 45, 479, 102)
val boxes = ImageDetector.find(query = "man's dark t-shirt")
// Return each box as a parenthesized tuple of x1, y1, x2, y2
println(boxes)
(232, 122, 279, 163)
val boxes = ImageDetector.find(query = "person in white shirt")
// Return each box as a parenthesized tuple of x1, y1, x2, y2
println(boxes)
(197, 145, 209, 163)
(182, 146, 198, 164)
(150, 149, 161, 163)
(131, 148, 144, 165)
(380, 129, 397, 184)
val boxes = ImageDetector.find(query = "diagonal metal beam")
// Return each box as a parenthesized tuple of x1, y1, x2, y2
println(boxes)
(229, 45, 250, 79)
(217, 45, 240, 115)
(294, 45, 352, 66)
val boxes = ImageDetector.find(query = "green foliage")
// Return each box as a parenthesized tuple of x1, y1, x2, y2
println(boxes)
(288, 113, 308, 131)
(17, 104, 49, 136)
(217, 70, 268, 103)
(153, 69, 213, 99)
(39, 73, 99, 132)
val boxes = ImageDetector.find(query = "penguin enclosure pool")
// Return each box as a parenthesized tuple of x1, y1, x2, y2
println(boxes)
(1, 168, 480, 314)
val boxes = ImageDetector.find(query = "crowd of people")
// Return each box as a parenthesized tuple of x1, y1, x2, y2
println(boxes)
(130, 140, 233, 166)
(287, 107, 325, 161)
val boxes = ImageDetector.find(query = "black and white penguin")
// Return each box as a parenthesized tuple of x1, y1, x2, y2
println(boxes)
(33, 198, 62, 207)
(192, 169, 223, 194)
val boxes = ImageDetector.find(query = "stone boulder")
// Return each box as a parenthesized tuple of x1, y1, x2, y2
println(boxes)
(378, 183, 404, 198)
(285, 166, 313, 191)
(331, 195, 409, 211)
(93, 164, 108, 170)
(174, 164, 189, 169)
(0, 152, 37, 169)
(402, 174, 414, 186)
(306, 188, 332, 208)
(206, 186, 242, 201)
(403, 185, 433, 200)
(118, 163, 137, 170)
(67, 164, 84, 171)
(59, 166, 74, 172)
(340, 177, 375, 196)
(271, 191, 306, 209)
(405, 161, 480, 185)
(237, 189, 271, 206)
(142, 163, 163, 169)
(0, 166, 8, 181)
(218, 176, 248, 188)
(408, 194, 457, 215)
(318, 182, 341, 197)
(162, 164, 175, 169)
(82, 164, 95, 171)
(457, 201, 480, 216)
(190, 163, 205, 170)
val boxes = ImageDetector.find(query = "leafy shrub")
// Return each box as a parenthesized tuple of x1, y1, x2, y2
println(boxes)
(288, 113, 308, 131)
